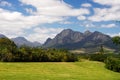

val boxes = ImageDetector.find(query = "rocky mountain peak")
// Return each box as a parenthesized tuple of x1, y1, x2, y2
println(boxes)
(43, 29, 84, 47)
(84, 30, 92, 36)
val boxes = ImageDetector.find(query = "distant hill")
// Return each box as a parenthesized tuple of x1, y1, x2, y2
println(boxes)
(0, 34, 7, 38)
(43, 29, 117, 53)
(11, 37, 41, 47)
(0, 34, 41, 47)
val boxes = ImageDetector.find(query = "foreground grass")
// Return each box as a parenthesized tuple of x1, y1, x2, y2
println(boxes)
(0, 61, 120, 80)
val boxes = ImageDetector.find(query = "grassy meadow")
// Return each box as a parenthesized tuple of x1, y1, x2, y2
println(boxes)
(0, 60, 120, 80)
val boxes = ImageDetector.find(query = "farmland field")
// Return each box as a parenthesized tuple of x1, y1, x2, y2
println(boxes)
(0, 61, 120, 80)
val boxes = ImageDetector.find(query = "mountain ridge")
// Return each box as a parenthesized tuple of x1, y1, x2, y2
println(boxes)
(0, 29, 117, 52)
(11, 37, 41, 47)
(43, 29, 117, 52)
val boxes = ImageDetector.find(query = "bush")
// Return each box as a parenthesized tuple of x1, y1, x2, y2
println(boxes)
(105, 56, 120, 72)
(89, 54, 108, 62)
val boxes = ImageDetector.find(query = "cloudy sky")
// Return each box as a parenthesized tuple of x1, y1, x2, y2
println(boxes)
(0, 0, 120, 43)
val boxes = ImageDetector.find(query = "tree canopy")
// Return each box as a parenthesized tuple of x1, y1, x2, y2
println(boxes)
(112, 36, 120, 46)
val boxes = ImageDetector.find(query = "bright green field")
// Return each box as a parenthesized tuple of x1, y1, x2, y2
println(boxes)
(0, 61, 120, 80)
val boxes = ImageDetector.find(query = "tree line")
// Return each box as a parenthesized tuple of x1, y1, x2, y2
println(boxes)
(0, 38, 77, 62)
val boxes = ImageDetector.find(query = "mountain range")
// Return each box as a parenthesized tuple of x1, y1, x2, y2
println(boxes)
(43, 29, 117, 53)
(0, 29, 118, 53)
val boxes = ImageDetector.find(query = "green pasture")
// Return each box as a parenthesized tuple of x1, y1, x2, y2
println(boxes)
(0, 61, 120, 80)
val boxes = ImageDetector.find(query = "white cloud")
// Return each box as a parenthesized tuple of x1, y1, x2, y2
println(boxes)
(0, 0, 90, 43)
(0, 0, 12, 7)
(80, 20, 116, 28)
(88, 7, 120, 22)
(81, 3, 92, 7)
(0, 8, 63, 39)
(77, 15, 86, 20)
(107, 33, 120, 37)
(93, 0, 120, 6)
(101, 24, 116, 28)
(27, 27, 63, 43)
(20, 0, 90, 17)
(59, 21, 72, 24)
(80, 21, 95, 28)
(89, 0, 120, 22)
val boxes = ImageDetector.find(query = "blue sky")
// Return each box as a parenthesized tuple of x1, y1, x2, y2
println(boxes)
(0, 0, 120, 43)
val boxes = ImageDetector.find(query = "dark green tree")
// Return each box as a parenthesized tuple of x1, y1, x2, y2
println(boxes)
(112, 36, 120, 46)
(112, 36, 120, 53)
(0, 38, 17, 61)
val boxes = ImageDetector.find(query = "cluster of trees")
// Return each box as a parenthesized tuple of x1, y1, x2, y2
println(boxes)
(0, 38, 77, 62)
(105, 56, 120, 72)
(104, 36, 120, 72)
(89, 54, 108, 62)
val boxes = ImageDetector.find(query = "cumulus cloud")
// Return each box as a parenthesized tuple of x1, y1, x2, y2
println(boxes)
(20, 0, 90, 17)
(27, 27, 63, 43)
(20, 0, 90, 23)
(0, 0, 90, 42)
(89, 0, 120, 22)
(0, 8, 64, 38)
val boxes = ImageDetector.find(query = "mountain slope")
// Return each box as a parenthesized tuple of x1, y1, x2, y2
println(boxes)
(11, 37, 41, 47)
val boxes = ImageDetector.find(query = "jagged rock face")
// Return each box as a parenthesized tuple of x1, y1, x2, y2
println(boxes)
(54, 29, 84, 44)
(82, 31, 111, 43)
(43, 29, 84, 47)
(11, 37, 41, 47)
(43, 29, 114, 50)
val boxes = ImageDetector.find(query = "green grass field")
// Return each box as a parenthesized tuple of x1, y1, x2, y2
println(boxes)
(0, 61, 120, 80)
